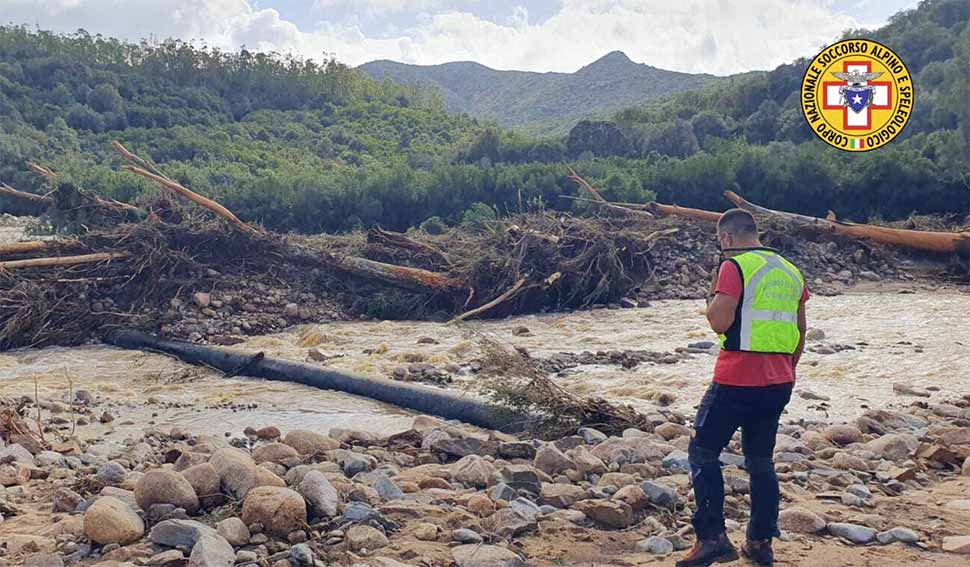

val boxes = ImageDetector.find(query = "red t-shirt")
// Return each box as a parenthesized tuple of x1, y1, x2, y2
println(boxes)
(712, 260, 809, 387)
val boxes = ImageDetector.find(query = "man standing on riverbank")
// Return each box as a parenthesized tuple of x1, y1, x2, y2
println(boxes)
(676, 209, 808, 567)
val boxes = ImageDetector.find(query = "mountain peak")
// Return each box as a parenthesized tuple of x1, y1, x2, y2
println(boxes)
(597, 50, 633, 64)
(358, 50, 717, 136)
(578, 50, 641, 73)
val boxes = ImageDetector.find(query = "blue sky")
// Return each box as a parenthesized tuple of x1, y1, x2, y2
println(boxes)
(2, 1, 921, 74)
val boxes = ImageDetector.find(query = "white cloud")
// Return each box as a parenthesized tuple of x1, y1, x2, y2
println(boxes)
(1, 0, 879, 74)
(313, 0, 455, 17)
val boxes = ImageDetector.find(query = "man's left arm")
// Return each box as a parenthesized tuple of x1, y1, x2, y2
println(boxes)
(706, 261, 740, 334)
(707, 293, 738, 334)
(792, 302, 807, 374)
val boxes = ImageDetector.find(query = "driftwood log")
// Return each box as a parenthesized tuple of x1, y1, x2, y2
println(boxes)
(113, 143, 469, 294)
(0, 184, 52, 205)
(564, 169, 968, 255)
(567, 167, 654, 219)
(114, 141, 258, 236)
(725, 191, 970, 255)
(368, 227, 452, 266)
(0, 252, 127, 270)
(0, 241, 72, 256)
(324, 253, 466, 293)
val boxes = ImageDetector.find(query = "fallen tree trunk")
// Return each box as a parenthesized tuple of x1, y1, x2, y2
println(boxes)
(646, 202, 723, 223)
(122, 165, 259, 236)
(0, 252, 127, 270)
(449, 277, 529, 323)
(0, 241, 74, 256)
(0, 184, 52, 205)
(368, 227, 452, 266)
(105, 329, 527, 432)
(725, 191, 970, 255)
(114, 141, 260, 237)
(324, 253, 467, 293)
(567, 168, 654, 218)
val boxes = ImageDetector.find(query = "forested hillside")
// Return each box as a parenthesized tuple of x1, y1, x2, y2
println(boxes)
(360, 51, 719, 137)
(563, 0, 969, 216)
(0, 26, 660, 233)
(0, 0, 967, 236)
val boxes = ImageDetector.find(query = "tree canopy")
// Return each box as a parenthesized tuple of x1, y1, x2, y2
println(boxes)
(1, 0, 967, 233)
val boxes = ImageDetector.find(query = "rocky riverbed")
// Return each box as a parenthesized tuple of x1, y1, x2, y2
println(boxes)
(0, 389, 969, 567)
(1, 215, 969, 567)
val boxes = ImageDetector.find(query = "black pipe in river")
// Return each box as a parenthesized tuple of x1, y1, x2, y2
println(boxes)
(104, 329, 526, 433)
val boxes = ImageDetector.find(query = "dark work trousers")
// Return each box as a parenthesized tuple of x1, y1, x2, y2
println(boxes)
(687, 382, 793, 541)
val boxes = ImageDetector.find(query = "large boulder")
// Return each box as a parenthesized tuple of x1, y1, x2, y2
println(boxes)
(151, 519, 219, 548)
(567, 446, 607, 477)
(241, 486, 307, 537)
(800, 431, 834, 451)
(831, 452, 870, 472)
(209, 448, 259, 499)
(216, 517, 251, 547)
(0, 462, 31, 486)
(864, 434, 919, 462)
(254, 466, 287, 488)
(253, 443, 300, 465)
(452, 544, 527, 567)
(942, 535, 970, 554)
(654, 423, 691, 441)
(0, 444, 35, 464)
(173, 451, 209, 472)
(83, 496, 145, 545)
(346, 525, 389, 553)
(181, 463, 223, 509)
(452, 455, 498, 488)
(188, 534, 234, 567)
(640, 480, 678, 510)
(533, 445, 574, 476)
(500, 465, 541, 495)
(574, 499, 634, 529)
(828, 522, 877, 544)
(778, 508, 826, 534)
(282, 430, 340, 456)
(486, 508, 537, 539)
(135, 470, 200, 515)
(590, 437, 667, 466)
(52, 487, 84, 513)
(540, 483, 587, 508)
(823, 424, 863, 446)
(298, 470, 341, 518)
(597, 472, 637, 489)
(612, 485, 648, 512)
(774, 435, 812, 455)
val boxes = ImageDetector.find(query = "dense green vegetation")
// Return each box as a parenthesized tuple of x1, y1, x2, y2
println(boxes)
(573, 0, 970, 217)
(0, 27, 658, 233)
(360, 51, 718, 137)
(0, 0, 966, 236)
(456, 0, 968, 222)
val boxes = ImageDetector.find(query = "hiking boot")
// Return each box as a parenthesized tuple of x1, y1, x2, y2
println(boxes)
(675, 533, 739, 567)
(741, 539, 774, 566)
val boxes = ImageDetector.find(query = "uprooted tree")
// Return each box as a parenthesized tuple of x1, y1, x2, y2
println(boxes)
(1, 142, 967, 351)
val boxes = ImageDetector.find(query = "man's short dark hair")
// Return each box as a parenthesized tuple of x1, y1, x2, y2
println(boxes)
(717, 208, 758, 237)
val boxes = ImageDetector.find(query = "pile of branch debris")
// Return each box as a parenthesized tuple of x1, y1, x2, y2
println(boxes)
(0, 144, 967, 350)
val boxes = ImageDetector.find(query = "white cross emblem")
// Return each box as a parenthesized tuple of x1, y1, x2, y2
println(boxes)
(823, 61, 891, 130)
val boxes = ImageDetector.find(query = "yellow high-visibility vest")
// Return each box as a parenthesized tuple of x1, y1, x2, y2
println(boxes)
(718, 249, 804, 354)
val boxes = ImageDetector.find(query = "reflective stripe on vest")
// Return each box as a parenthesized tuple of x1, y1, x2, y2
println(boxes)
(719, 250, 804, 354)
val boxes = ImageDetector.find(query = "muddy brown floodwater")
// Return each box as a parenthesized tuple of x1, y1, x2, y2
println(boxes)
(1, 286, 967, 441)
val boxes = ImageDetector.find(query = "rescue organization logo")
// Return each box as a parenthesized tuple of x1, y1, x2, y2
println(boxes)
(801, 39, 913, 152)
